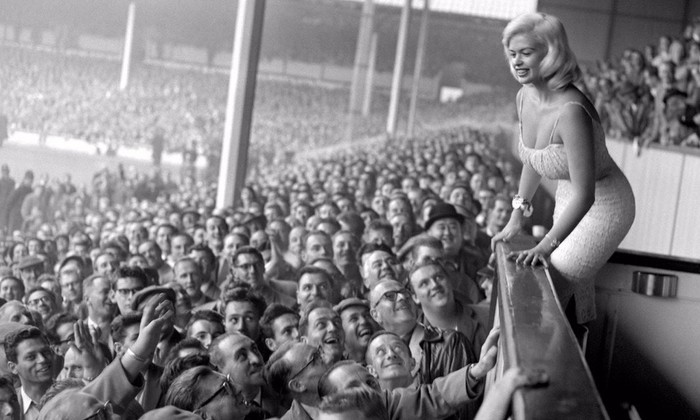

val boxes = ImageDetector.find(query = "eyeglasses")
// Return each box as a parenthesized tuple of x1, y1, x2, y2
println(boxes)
(374, 289, 411, 307)
(81, 400, 113, 420)
(196, 374, 241, 410)
(27, 295, 53, 306)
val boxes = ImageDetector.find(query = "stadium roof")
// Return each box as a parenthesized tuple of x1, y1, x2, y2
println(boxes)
(343, 0, 538, 20)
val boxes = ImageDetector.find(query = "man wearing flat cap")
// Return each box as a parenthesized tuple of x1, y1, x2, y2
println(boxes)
(334, 298, 378, 363)
(16, 256, 44, 293)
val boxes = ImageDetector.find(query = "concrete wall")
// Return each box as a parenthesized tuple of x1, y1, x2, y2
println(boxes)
(590, 262, 700, 418)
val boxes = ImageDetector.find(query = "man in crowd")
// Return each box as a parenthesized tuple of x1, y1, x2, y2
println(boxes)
(260, 303, 300, 353)
(173, 257, 211, 308)
(334, 298, 376, 363)
(301, 230, 334, 266)
(58, 265, 83, 315)
(365, 331, 416, 391)
(189, 244, 220, 301)
(230, 246, 295, 307)
(300, 300, 345, 365)
(83, 273, 115, 343)
(155, 223, 177, 262)
(358, 242, 402, 294)
(5, 327, 54, 420)
(205, 215, 228, 256)
(170, 233, 194, 265)
(93, 251, 119, 276)
(222, 283, 271, 360)
(138, 240, 173, 284)
(16, 257, 43, 294)
(209, 332, 283, 416)
(332, 230, 362, 286)
(112, 266, 148, 315)
(482, 195, 512, 238)
(296, 266, 336, 311)
(24, 287, 58, 322)
(408, 259, 486, 357)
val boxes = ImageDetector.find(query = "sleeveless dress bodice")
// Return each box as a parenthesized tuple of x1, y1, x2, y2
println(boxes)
(517, 100, 635, 324)
(518, 103, 617, 181)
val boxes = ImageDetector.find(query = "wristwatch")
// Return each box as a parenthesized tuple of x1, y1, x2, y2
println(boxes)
(512, 195, 533, 217)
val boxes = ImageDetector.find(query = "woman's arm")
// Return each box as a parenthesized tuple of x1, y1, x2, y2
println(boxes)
(491, 89, 542, 248)
(515, 102, 595, 266)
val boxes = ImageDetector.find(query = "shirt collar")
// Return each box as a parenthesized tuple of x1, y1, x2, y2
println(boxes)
(20, 386, 37, 414)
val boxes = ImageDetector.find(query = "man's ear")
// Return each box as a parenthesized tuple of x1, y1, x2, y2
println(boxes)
(411, 294, 420, 305)
(367, 364, 378, 378)
(109, 289, 117, 303)
(265, 338, 277, 352)
(7, 361, 17, 376)
(408, 356, 416, 373)
(370, 308, 380, 325)
(288, 378, 306, 393)
(300, 336, 308, 344)
(113, 342, 123, 356)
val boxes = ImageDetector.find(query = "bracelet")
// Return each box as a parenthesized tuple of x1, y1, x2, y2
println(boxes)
(512, 195, 533, 217)
(125, 348, 149, 364)
(545, 233, 560, 250)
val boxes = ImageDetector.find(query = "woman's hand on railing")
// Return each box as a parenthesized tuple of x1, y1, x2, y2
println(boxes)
(491, 216, 522, 250)
(507, 242, 552, 268)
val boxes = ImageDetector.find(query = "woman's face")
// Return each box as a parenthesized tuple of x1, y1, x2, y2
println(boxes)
(507, 33, 546, 85)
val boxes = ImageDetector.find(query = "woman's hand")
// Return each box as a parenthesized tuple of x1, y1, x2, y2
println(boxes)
(491, 215, 523, 250)
(507, 242, 552, 268)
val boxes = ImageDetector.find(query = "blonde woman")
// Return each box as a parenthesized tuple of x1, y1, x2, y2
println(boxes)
(493, 13, 635, 326)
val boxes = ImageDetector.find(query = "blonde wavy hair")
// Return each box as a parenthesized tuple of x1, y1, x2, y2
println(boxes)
(502, 13, 581, 91)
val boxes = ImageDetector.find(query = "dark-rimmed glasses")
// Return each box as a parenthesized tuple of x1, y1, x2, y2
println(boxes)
(196, 373, 241, 410)
(373, 289, 410, 308)
(81, 400, 113, 420)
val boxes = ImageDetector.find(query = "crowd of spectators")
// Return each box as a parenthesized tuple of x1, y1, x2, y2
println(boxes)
(0, 118, 543, 419)
(1, 43, 517, 171)
(582, 17, 700, 148)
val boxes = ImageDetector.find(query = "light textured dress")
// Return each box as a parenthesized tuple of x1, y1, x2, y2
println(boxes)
(519, 101, 636, 323)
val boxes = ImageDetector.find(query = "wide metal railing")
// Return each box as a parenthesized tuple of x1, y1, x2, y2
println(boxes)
(489, 236, 608, 419)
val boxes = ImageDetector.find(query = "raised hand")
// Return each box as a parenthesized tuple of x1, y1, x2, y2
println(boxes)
(73, 319, 107, 381)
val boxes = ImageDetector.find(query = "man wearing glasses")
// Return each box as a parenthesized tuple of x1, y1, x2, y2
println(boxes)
(111, 267, 148, 316)
(266, 341, 330, 420)
(369, 280, 475, 385)
(164, 365, 258, 420)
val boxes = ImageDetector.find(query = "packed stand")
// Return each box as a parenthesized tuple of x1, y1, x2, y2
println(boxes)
(0, 45, 388, 165)
(582, 17, 700, 148)
(0, 122, 545, 420)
